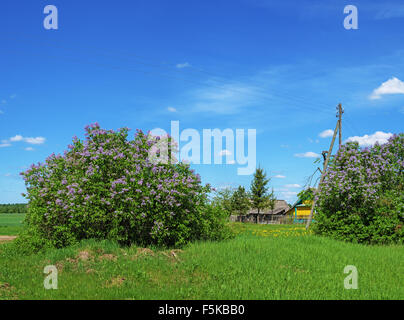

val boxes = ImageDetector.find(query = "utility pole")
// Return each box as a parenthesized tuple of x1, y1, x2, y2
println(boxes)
(305, 119, 339, 230)
(337, 103, 344, 149)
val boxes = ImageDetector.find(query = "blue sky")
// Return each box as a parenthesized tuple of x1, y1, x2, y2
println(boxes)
(1, 0, 403, 204)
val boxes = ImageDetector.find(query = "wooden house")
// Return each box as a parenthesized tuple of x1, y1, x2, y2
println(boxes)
(231, 200, 291, 224)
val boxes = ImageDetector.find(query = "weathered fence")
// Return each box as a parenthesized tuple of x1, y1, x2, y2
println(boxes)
(230, 214, 295, 225)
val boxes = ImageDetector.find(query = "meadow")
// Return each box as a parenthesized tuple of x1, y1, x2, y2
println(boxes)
(0, 218, 402, 300)
(0, 213, 25, 236)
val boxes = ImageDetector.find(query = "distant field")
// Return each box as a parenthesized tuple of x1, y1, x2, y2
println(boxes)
(0, 214, 25, 236)
(0, 222, 402, 300)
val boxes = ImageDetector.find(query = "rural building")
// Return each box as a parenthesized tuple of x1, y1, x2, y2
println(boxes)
(230, 200, 291, 224)
(286, 199, 314, 223)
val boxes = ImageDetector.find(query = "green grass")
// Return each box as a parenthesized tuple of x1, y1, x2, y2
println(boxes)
(0, 223, 403, 300)
(0, 213, 25, 236)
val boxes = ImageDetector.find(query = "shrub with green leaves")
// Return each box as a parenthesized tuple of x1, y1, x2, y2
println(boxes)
(313, 134, 404, 244)
(21, 123, 231, 248)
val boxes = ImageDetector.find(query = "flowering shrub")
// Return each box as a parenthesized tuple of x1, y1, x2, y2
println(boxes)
(313, 134, 404, 244)
(21, 123, 231, 248)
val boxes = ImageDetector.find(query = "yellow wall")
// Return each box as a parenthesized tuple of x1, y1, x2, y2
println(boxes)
(296, 206, 311, 217)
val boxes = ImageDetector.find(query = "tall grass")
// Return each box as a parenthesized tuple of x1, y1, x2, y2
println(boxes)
(0, 223, 403, 300)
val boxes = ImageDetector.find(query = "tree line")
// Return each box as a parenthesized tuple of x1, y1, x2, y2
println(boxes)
(0, 203, 28, 213)
(211, 167, 277, 216)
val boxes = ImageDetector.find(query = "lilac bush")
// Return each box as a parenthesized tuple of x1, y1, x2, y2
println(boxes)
(313, 134, 404, 244)
(21, 123, 230, 248)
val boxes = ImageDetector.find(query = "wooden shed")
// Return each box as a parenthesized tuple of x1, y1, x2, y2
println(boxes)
(286, 199, 314, 223)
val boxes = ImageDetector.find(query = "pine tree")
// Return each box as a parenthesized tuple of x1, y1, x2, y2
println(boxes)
(268, 187, 276, 214)
(250, 167, 270, 214)
(231, 186, 251, 216)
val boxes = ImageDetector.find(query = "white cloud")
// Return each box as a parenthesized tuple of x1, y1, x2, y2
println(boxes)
(10, 135, 24, 142)
(4, 173, 12, 177)
(23, 136, 46, 145)
(167, 107, 177, 113)
(294, 151, 320, 158)
(25, 147, 34, 151)
(0, 143, 11, 148)
(279, 191, 298, 199)
(369, 77, 404, 100)
(1, 135, 46, 146)
(176, 62, 191, 69)
(273, 174, 286, 179)
(227, 159, 236, 165)
(345, 131, 393, 147)
(219, 149, 232, 156)
(284, 184, 301, 188)
(319, 129, 334, 138)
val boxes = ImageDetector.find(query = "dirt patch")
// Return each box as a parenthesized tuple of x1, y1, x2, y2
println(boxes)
(65, 250, 94, 267)
(98, 253, 117, 261)
(78, 250, 92, 261)
(0, 236, 17, 243)
(105, 276, 126, 288)
(55, 261, 64, 273)
(161, 249, 183, 262)
(0, 282, 18, 300)
(130, 248, 155, 260)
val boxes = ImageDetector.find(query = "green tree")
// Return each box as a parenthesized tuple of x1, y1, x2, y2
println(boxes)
(297, 188, 315, 202)
(212, 187, 234, 216)
(250, 167, 271, 214)
(267, 187, 276, 214)
(231, 186, 251, 216)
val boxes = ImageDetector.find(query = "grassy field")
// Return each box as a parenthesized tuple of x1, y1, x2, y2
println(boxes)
(0, 213, 25, 236)
(0, 222, 402, 300)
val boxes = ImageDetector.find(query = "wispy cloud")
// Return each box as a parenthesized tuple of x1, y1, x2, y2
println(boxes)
(369, 77, 404, 100)
(25, 147, 34, 151)
(273, 174, 286, 179)
(374, 4, 404, 20)
(279, 190, 298, 200)
(0, 143, 11, 148)
(294, 151, 320, 158)
(176, 62, 191, 69)
(345, 131, 393, 147)
(284, 184, 301, 188)
(167, 106, 177, 112)
(191, 82, 262, 114)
